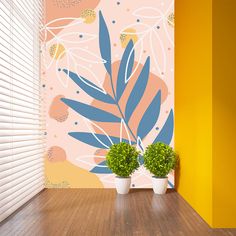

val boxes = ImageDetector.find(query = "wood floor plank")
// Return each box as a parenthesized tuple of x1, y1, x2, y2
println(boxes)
(0, 189, 235, 236)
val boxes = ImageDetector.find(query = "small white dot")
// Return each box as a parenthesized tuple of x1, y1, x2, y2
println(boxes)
(115, 54, 119, 58)
(170, 68, 174, 72)
(89, 64, 92, 68)
(152, 67, 156, 71)
(161, 2, 164, 6)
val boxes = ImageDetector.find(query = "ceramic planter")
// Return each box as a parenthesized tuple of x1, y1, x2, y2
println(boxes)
(152, 176, 168, 194)
(115, 176, 131, 194)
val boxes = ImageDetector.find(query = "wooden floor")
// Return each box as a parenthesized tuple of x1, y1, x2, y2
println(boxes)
(0, 189, 235, 236)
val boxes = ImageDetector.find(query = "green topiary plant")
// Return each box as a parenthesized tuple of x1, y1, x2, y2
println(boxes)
(144, 142, 177, 177)
(106, 142, 140, 177)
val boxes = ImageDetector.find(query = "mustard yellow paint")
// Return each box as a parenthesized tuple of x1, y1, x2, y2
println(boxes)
(44, 160, 103, 188)
(175, 0, 236, 228)
(212, 0, 236, 228)
(175, 0, 213, 226)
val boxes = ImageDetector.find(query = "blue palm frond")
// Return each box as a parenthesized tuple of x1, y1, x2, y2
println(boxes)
(69, 132, 135, 149)
(116, 40, 134, 101)
(90, 160, 112, 174)
(125, 57, 150, 122)
(63, 69, 115, 104)
(99, 11, 112, 76)
(153, 109, 174, 145)
(61, 98, 120, 122)
(137, 90, 161, 140)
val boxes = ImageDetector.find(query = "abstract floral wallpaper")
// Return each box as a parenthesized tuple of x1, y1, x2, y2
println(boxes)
(42, 0, 174, 188)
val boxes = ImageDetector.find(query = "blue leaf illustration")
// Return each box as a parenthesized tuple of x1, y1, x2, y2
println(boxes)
(125, 57, 150, 122)
(69, 132, 135, 149)
(90, 160, 112, 174)
(116, 40, 134, 101)
(137, 90, 161, 139)
(168, 180, 174, 188)
(63, 69, 115, 104)
(138, 155, 144, 165)
(99, 11, 112, 76)
(153, 109, 174, 145)
(137, 137, 144, 152)
(61, 98, 120, 122)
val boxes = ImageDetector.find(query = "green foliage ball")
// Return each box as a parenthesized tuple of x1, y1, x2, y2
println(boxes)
(106, 142, 140, 177)
(144, 142, 177, 177)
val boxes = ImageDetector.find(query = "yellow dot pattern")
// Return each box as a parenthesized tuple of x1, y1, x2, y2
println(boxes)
(120, 28, 138, 48)
(81, 9, 96, 24)
(167, 13, 174, 27)
(49, 44, 65, 60)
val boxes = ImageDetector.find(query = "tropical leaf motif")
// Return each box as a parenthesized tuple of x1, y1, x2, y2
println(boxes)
(168, 181, 174, 188)
(69, 47, 106, 63)
(138, 155, 144, 165)
(69, 132, 135, 149)
(120, 119, 132, 144)
(63, 69, 115, 104)
(99, 11, 112, 76)
(137, 137, 145, 152)
(153, 109, 174, 145)
(116, 40, 135, 101)
(61, 98, 120, 122)
(125, 56, 150, 122)
(44, 18, 84, 30)
(125, 38, 144, 83)
(55, 49, 71, 87)
(150, 30, 167, 76)
(120, 23, 150, 35)
(60, 11, 174, 177)
(57, 32, 97, 44)
(72, 62, 106, 92)
(137, 90, 161, 139)
(90, 160, 112, 174)
(133, 7, 162, 19)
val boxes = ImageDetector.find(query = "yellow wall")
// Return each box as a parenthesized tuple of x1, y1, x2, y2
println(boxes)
(175, 0, 213, 226)
(176, 0, 236, 228)
(212, 0, 236, 228)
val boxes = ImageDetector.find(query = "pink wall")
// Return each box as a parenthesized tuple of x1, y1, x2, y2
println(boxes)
(42, 0, 174, 188)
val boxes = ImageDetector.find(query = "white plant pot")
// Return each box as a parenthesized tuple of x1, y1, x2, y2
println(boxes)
(115, 176, 131, 194)
(152, 176, 168, 194)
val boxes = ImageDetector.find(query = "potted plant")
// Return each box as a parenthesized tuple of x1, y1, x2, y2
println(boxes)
(106, 142, 139, 194)
(144, 142, 177, 194)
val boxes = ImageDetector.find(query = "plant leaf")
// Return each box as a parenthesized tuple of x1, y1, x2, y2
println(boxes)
(138, 155, 144, 165)
(63, 69, 115, 104)
(133, 7, 162, 19)
(119, 119, 132, 144)
(99, 11, 112, 76)
(153, 109, 174, 145)
(58, 32, 97, 44)
(61, 98, 120, 122)
(125, 38, 144, 84)
(69, 132, 135, 149)
(137, 90, 161, 139)
(116, 40, 134, 101)
(125, 57, 150, 122)
(90, 160, 112, 174)
(168, 181, 174, 188)
(150, 30, 167, 77)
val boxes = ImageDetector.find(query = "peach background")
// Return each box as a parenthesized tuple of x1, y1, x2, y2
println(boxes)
(41, 0, 174, 188)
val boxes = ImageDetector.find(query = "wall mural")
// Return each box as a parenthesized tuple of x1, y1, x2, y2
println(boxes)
(42, 0, 174, 188)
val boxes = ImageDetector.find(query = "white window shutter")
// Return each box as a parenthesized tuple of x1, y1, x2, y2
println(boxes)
(0, 0, 45, 222)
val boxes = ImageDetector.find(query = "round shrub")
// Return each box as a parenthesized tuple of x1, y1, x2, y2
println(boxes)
(106, 142, 140, 177)
(144, 142, 177, 177)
